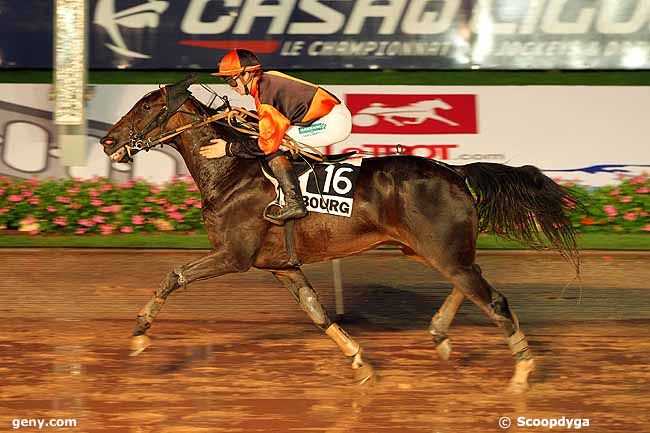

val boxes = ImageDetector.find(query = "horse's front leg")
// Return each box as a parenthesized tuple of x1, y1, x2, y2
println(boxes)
(130, 250, 247, 356)
(271, 267, 375, 384)
(429, 287, 465, 361)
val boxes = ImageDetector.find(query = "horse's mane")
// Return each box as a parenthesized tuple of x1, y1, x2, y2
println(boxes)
(186, 94, 264, 160)
(187, 94, 256, 148)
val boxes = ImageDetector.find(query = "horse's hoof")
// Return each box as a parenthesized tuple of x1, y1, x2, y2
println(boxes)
(129, 334, 152, 357)
(353, 363, 375, 385)
(436, 338, 453, 361)
(507, 358, 535, 393)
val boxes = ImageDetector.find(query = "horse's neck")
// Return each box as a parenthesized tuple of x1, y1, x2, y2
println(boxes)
(171, 107, 254, 202)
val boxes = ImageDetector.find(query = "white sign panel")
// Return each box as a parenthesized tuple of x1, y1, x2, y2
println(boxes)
(0, 83, 648, 186)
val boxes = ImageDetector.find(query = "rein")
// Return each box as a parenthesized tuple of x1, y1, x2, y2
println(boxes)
(158, 106, 328, 162)
(110, 88, 327, 162)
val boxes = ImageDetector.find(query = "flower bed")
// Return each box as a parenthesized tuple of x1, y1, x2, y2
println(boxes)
(564, 175, 649, 234)
(0, 176, 203, 235)
(0, 174, 648, 235)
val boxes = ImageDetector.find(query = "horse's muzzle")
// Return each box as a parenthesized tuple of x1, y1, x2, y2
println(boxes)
(100, 136, 126, 156)
(100, 135, 114, 147)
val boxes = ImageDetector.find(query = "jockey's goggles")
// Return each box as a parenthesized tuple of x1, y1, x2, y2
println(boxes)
(222, 74, 241, 87)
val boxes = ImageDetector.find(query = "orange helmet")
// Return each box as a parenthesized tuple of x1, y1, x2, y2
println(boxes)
(211, 49, 262, 77)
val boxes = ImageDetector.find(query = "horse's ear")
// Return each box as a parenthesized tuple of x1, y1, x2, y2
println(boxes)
(166, 73, 199, 112)
(175, 73, 199, 90)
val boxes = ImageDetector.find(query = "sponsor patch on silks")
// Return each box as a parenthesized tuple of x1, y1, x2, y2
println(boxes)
(297, 122, 326, 137)
(264, 159, 362, 218)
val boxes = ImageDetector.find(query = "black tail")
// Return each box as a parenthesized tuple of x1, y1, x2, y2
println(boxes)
(456, 162, 579, 271)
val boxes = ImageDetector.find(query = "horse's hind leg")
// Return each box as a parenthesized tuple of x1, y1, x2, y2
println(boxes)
(401, 248, 465, 360)
(444, 263, 534, 392)
(271, 267, 375, 384)
(130, 251, 246, 356)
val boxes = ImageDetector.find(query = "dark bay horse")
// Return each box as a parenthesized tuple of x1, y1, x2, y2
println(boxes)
(100, 77, 578, 391)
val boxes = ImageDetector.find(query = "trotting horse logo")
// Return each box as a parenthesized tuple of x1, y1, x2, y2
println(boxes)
(353, 100, 459, 128)
(94, 0, 169, 59)
(347, 94, 478, 135)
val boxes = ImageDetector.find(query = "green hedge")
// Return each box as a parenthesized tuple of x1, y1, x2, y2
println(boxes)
(0, 175, 648, 235)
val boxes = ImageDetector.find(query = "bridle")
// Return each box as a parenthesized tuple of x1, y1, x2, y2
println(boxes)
(105, 86, 231, 161)
(104, 86, 202, 159)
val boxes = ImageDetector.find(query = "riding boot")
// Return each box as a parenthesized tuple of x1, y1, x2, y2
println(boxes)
(264, 153, 308, 224)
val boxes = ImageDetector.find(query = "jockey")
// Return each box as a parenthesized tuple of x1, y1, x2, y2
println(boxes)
(200, 48, 352, 224)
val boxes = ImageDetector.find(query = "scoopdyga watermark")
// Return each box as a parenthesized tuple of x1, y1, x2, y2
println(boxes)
(499, 416, 590, 429)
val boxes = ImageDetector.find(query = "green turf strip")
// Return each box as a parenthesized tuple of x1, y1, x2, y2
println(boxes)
(3, 70, 650, 86)
(0, 233, 646, 250)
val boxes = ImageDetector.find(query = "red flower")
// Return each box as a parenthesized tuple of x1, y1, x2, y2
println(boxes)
(53, 216, 68, 226)
(602, 205, 618, 217)
(99, 224, 114, 235)
(623, 212, 638, 221)
(168, 211, 184, 221)
(77, 219, 95, 227)
(580, 216, 596, 225)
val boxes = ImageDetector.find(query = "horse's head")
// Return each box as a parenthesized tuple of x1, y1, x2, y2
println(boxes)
(99, 74, 200, 163)
(431, 99, 452, 110)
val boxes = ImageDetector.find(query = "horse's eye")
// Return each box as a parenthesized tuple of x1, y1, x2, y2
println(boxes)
(143, 103, 151, 111)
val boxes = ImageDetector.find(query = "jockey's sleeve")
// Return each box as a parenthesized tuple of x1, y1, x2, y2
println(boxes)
(226, 135, 265, 159)
(257, 103, 291, 154)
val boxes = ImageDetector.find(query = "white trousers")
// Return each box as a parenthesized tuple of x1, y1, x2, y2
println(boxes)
(285, 103, 352, 149)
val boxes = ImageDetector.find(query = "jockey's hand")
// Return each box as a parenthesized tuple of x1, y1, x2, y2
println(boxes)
(199, 138, 228, 159)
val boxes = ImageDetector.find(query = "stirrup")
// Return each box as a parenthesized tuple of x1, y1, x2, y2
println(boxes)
(263, 202, 285, 225)
(263, 201, 307, 225)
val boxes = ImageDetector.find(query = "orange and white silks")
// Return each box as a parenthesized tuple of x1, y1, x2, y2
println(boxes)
(250, 71, 351, 154)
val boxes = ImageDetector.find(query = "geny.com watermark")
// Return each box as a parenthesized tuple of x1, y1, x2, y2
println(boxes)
(499, 416, 590, 429)
(12, 419, 77, 430)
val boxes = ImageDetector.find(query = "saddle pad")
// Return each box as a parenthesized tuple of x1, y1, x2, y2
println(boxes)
(262, 159, 363, 217)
